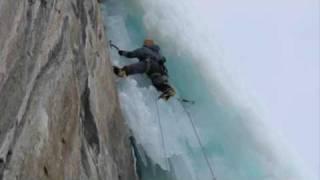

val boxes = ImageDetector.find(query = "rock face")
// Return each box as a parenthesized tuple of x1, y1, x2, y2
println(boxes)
(0, 0, 137, 180)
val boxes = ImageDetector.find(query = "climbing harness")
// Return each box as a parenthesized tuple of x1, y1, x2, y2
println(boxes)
(180, 101, 217, 180)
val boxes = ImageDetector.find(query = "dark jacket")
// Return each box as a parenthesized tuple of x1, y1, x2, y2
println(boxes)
(121, 45, 165, 64)
(121, 45, 168, 76)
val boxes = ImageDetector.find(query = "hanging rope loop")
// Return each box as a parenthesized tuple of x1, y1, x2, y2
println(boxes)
(181, 103, 217, 180)
(154, 98, 217, 180)
(155, 99, 170, 170)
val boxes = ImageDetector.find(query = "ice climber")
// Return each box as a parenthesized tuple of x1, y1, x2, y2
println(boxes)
(112, 39, 176, 100)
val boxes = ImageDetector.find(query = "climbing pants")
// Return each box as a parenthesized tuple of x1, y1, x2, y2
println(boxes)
(120, 62, 174, 95)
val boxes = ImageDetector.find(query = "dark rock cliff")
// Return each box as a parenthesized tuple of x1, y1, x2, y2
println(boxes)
(0, 0, 137, 179)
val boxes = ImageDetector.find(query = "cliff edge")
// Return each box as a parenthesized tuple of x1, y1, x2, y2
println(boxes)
(0, 0, 137, 179)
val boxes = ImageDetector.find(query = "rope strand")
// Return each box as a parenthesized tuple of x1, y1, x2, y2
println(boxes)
(154, 98, 217, 180)
(155, 99, 170, 170)
(181, 104, 217, 180)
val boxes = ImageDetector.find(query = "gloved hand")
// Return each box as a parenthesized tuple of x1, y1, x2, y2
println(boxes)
(118, 50, 125, 56)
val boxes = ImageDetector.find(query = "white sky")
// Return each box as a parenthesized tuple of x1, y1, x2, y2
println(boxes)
(201, 0, 319, 176)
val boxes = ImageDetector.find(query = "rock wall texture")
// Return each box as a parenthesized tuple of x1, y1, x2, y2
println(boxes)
(0, 0, 137, 180)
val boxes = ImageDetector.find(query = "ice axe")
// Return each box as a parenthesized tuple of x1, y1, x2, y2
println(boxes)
(178, 98, 195, 105)
(109, 40, 120, 51)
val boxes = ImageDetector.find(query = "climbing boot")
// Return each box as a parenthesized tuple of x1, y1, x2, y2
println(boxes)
(159, 88, 176, 101)
(113, 66, 127, 77)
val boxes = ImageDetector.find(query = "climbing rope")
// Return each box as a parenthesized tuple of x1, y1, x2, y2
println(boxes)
(154, 98, 216, 180)
(155, 99, 170, 170)
(180, 102, 217, 180)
